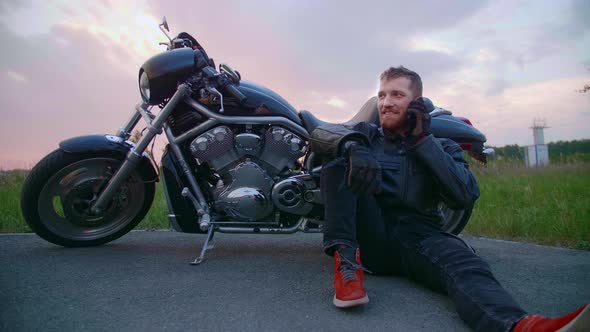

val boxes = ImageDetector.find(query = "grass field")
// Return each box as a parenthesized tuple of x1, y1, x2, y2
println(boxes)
(467, 161, 590, 250)
(2, 161, 589, 250)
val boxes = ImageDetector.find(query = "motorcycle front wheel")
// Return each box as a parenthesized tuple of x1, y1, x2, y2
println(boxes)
(20, 149, 155, 247)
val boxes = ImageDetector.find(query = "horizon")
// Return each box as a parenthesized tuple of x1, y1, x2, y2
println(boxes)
(3, 138, 589, 171)
(0, 0, 589, 170)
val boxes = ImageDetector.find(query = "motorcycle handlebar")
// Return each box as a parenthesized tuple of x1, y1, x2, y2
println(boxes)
(199, 65, 247, 104)
(223, 82, 247, 104)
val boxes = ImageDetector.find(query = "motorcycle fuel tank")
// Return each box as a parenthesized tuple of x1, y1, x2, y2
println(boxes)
(230, 80, 302, 125)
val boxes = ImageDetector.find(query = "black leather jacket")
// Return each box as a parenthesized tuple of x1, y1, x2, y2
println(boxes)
(310, 122, 480, 222)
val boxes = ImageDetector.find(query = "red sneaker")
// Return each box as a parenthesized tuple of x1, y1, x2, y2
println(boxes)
(333, 246, 369, 308)
(513, 304, 590, 332)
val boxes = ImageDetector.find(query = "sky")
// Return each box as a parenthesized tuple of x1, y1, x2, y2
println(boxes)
(0, 0, 588, 169)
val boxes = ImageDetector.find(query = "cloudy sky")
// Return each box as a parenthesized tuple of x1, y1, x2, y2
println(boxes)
(0, 0, 588, 169)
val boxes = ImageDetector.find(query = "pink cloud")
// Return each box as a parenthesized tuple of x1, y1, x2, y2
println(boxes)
(0, 0, 589, 169)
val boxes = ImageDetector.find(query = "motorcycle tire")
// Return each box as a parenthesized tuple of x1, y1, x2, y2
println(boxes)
(439, 203, 473, 235)
(20, 149, 155, 247)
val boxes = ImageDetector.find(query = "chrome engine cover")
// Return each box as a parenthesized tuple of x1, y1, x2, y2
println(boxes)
(214, 161, 274, 221)
(189, 126, 238, 171)
(190, 125, 305, 175)
(191, 125, 311, 221)
(235, 133, 262, 155)
(271, 174, 316, 215)
(259, 127, 307, 175)
(189, 126, 233, 157)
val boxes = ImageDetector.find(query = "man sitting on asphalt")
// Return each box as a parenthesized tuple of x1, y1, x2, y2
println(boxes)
(309, 66, 589, 331)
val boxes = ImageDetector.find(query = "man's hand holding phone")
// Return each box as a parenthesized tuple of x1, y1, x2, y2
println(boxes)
(406, 97, 432, 144)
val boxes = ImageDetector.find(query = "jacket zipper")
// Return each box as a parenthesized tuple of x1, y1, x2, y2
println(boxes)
(401, 148, 409, 203)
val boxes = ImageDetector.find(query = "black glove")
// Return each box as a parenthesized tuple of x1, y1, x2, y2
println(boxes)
(346, 143, 381, 194)
(407, 97, 432, 137)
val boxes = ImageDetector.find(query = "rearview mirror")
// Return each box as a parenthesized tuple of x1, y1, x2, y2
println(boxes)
(220, 63, 241, 83)
(161, 16, 169, 32)
(158, 16, 172, 46)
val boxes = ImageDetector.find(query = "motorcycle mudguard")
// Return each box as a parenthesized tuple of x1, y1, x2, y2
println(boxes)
(430, 114, 486, 143)
(160, 148, 205, 234)
(59, 134, 158, 182)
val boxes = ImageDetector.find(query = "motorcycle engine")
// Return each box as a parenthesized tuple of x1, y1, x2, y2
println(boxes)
(189, 125, 311, 221)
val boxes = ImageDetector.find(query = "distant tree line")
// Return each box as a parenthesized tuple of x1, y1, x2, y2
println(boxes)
(490, 139, 590, 162)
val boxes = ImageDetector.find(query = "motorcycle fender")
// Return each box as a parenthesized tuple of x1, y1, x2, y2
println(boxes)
(59, 134, 158, 182)
(430, 115, 487, 144)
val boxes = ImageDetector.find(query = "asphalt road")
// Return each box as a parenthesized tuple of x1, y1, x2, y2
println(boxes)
(1, 231, 589, 331)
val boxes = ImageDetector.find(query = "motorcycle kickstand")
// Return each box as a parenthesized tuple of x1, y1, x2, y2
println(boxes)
(190, 226, 215, 265)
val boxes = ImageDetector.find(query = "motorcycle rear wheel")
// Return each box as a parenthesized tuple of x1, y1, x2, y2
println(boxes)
(439, 202, 473, 235)
(20, 149, 155, 247)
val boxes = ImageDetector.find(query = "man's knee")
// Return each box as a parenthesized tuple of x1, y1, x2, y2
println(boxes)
(419, 233, 492, 280)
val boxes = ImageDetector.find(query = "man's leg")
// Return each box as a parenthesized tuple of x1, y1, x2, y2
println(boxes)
(321, 158, 358, 252)
(389, 221, 527, 332)
(320, 158, 369, 307)
(355, 195, 398, 275)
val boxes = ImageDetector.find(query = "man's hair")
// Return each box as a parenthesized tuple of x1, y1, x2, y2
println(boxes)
(379, 66, 423, 97)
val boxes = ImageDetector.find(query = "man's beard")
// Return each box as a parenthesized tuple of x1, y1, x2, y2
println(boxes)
(380, 110, 407, 133)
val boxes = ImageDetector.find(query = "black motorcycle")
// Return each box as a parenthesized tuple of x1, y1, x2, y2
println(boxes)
(20, 18, 493, 264)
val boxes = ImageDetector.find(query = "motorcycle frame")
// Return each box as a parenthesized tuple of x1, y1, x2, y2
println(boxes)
(92, 83, 321, 238)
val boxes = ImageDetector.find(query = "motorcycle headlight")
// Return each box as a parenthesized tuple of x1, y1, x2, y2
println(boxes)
(139, 70, 150, 102)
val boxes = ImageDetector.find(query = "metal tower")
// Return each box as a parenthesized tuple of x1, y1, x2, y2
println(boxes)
(525, 118, 550, 167)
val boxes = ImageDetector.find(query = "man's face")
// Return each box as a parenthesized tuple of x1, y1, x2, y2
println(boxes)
(377, 77, 415, 131)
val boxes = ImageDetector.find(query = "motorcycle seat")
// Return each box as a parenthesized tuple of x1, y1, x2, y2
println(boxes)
(299, 110, 340, 133)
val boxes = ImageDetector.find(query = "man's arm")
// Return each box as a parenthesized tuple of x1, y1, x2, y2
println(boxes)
(410, 136, 480, 209)
(309, 122, 381, 194)
(309, 122, 377, 158)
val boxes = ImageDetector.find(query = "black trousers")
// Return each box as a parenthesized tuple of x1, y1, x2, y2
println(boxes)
(321, 158, 527, 332)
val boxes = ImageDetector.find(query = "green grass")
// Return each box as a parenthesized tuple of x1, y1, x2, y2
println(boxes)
(466, 162, 590, 250)
(2, 162, 589, 250)
(141, 184, 170, 230)
(0, 170, 30, 233)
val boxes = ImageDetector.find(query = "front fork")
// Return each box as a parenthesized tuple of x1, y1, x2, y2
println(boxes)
(90, 83, 217, 264)
(90, 84, 191, 214)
